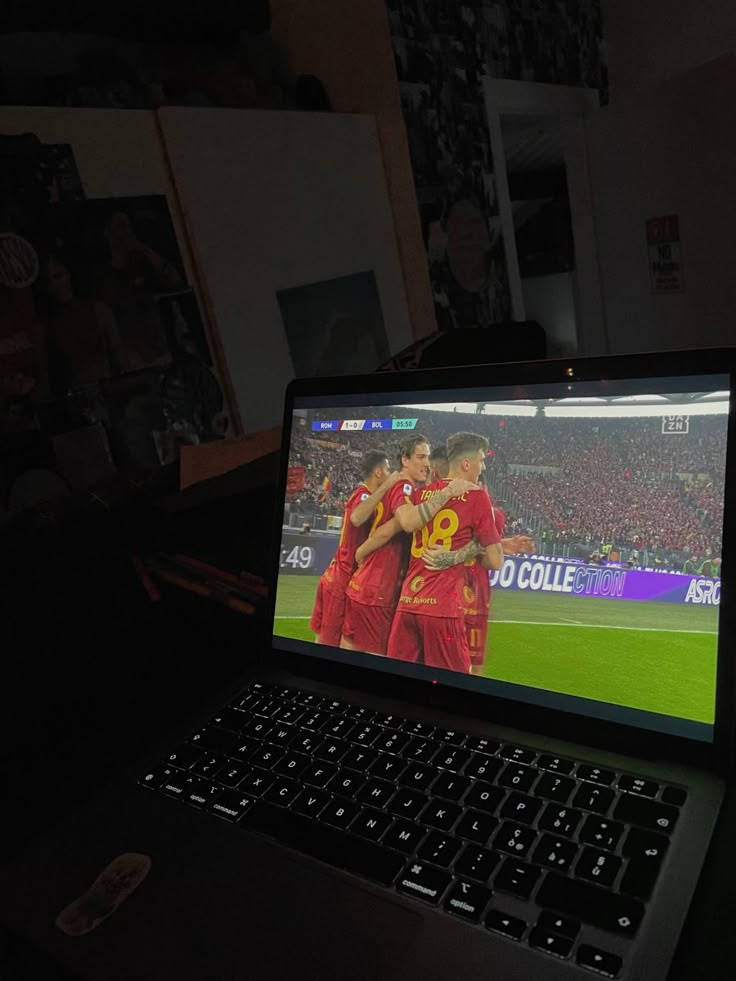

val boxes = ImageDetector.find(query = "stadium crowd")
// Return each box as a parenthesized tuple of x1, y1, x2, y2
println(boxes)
(286, 409, 725, 566)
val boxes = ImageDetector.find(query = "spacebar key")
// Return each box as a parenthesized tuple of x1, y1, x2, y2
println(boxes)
(536, 873, 645, 936)
(239, 800, 404, 886)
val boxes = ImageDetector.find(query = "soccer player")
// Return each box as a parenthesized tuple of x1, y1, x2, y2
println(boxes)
(341, 434, 431, 656)
(385, 432, 504, 673)
(429, 445, 449, 482)
(309, 450, 400, 647)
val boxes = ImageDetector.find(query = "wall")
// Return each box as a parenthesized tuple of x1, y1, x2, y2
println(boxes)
(585, 55, 736, 354)
(159, 108, 413, 432)
(522, 272, 578, 357)
(270, 0, 437, 339)
(603, 0, 736, 100)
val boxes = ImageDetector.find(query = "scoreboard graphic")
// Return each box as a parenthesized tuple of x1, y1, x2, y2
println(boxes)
(312, 418, 418, 432)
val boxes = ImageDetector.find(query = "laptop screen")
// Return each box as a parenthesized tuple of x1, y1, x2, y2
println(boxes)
(274, 372, 728, 744)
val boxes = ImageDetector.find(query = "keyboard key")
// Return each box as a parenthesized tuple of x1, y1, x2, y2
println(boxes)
(494, 859, 540, 899)
(401, 719, 436, 738)
(351, 724, 380, 746)
(266, 725, 298, 749)
(183, 777, 220, 808)
(355, 778, 395, 809)
(292, 787, 330, 819)
(537, 911, 580, 938)
(500, 744, 537, 766)
(320, 797, 361, 831)
(253, 698, 282, 718)
(498, 763, 537, 792)
(421, 799, 462, 832)
(302, 760, 338, 788)
(536, 873, 644, 936)
(417, 832, 462, 868)
(537, 755, 575, 775)
(263, 778, 299, 807)
(191, 753, 224, 779)
(351, 808, 393, 842)
(384, 820, 427, 855)
(320, 717, 354, 739)
(528, 927, 573, 959)
(372, 712, 406, 730)
(399, 764, 435, 793)
(617, 775, 659, 797)
(230, 690, 261, 711)
(343, 705, 375, 723)
(464, 735, 500, 755)
(189, 726, 236, 754)
(165, 745, 202, 770)
(250, 746, 284, 772)
(297, 693, 327, 709)
(370, 755, 407, 781)
(577, 945, 623, 979)
(495, 821, 537, 858)
(387, 788, 426, 820)
(403, 738, 440, 764)
(324, 699, 346, 715)
(374, 730, 411, 755)
(538, 804, 582, 838)
(577, 764, 616, 786)
(328, 769, 365, 799)
(575, 847, 622, 888)
(465, 782, 505, 814)
(273, 752, 309, 780)
(314, 738, 349, 763)
(397, 862, 451, 905)
(237, 770, 274, 798)
(243, 717, 274, 739)
(613, 793, 679, 833)
(215, 762, 250, 788)
(430, 771, 470, 802)
(240, 800, 405, 886)
(661, 786, 688, 806)
(159, 769, 192, 798)
(500, 792, 543, 825)
(435, 747, 472, 772)
(620, 828, 669, 900)
(572, 784, 614, 815)
(229, 736, 258, 762)
(291, 730, 323, 756)
(341, 745, 377, 773)
(485, 910, 526, 940)
(445, 880, 492, 922)
(455, 844, 501, 883)
(209, 707, 249, 732)
(464, 754, 503, 782)
(579, 816, 624, 851)
(273, 705, 304, 726)
(301, 711, 328, 731)
(535, 771, 575, 804)
(532, 834, 578, 872)
(209, 790, 252, 821)
(435, 727, 466, 746)
(455, 809, 498, 845)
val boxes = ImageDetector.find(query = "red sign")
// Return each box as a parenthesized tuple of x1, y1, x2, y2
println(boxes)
(286, 466, 306, 495)
(646, 214, 683, 293)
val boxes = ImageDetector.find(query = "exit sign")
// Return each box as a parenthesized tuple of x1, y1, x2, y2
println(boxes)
(646, 214, 683, 293)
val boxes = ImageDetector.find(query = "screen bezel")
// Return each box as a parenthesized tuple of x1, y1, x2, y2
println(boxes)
(267, 348, 736, 774)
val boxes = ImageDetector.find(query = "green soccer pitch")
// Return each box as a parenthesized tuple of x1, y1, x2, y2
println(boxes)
(273, 575, 719, 724)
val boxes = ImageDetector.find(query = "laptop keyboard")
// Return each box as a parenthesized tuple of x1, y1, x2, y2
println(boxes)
(141, 681, 688, 978)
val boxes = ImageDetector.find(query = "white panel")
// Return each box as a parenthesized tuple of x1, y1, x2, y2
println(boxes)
(158, 109, 413, 432)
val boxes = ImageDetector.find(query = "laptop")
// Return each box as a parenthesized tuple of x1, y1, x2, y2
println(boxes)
(0, 348, 733, 981)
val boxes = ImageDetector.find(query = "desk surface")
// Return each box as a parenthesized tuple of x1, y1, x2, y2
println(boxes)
(1, 599, 734, 981)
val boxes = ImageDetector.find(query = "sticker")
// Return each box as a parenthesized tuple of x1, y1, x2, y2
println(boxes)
(55, 853, 152, 937)
(403, 483, 412, 495)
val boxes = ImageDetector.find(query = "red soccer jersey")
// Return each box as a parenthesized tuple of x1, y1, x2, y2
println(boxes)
(463, 501, 504, 615)
(321, 483, 373, 597)
(398, 480, 501, 618)
(347, 479, 414, 607)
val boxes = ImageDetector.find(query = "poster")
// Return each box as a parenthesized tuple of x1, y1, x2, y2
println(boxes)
(277, 271, 390, 378)
(0, 142, 224, 509)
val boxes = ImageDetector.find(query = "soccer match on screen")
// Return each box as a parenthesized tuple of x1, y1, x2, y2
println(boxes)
(274, 389, 726, 726)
